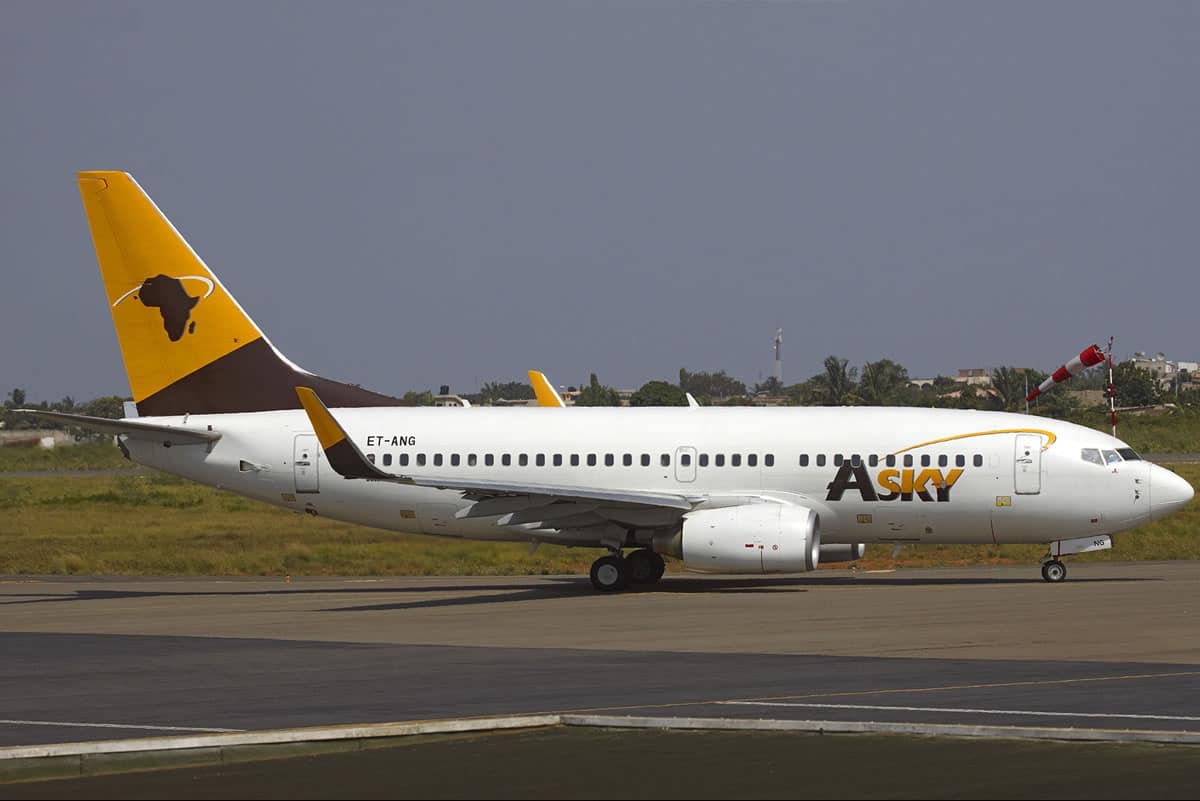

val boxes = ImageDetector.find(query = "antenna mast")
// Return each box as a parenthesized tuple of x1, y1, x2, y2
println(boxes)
(774, 328, 783, 385)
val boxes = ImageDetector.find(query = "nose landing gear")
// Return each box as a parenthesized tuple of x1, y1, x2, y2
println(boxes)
(1040, 558, 1067, 583)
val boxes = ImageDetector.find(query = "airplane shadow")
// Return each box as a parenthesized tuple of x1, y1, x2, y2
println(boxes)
(0, 573, 1158, 612)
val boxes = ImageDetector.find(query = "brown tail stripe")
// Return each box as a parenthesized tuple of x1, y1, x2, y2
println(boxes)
(137, 339, 412, 416)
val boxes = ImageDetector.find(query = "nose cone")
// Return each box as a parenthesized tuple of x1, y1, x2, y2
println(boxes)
(1151, 465, 1195, 521)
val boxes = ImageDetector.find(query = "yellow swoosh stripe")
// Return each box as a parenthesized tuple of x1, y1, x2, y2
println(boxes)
(892, 428, 1057, 455)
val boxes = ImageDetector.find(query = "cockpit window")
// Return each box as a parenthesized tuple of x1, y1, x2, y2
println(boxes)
(1101, 449, 1122, 465)
(1080, 448, 1103, 466)
(1117, 448, 1142, 461)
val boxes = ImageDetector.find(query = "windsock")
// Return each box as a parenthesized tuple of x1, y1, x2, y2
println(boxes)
(1026, 344, 1106, 402)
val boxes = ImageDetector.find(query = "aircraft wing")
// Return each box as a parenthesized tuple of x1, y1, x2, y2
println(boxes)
(14, 409, 221, 446)
(294, 387, 695, 517)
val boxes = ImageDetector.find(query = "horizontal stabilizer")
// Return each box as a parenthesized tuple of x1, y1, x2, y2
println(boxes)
(15, 410, 221, 446)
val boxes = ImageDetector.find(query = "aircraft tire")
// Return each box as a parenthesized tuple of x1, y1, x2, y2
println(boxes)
(627, 549, 666, 585)
(1041, 560, 1067, 583)
(590, 554, 631, 592)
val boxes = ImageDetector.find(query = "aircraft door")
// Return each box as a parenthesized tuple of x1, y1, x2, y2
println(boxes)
(1014, 434, 1042, 495)
(675, 446, 697, 483)
(294, 434, 320, 493)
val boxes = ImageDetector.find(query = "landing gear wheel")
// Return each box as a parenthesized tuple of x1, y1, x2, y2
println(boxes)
(627, 549, 666, 585)
(1041, 559, 1067, 583)
(590, 554, 631, 592)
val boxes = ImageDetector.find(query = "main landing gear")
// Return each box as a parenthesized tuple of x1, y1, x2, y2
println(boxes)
(589, 548, 666, 592)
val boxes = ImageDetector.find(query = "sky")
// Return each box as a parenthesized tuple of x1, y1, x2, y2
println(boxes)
(1, 1, 1197, 402)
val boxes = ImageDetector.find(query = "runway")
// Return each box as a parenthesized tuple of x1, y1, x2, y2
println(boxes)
(2, 562, 1199, 750)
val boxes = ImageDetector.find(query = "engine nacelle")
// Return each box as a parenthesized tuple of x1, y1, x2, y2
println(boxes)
(819, 543, 866, 563)
(659, 504, 821, 574)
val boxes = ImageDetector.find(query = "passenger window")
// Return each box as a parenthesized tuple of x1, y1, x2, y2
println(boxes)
(536, 454, 545, 467)
(605, 454, 614, 467)
(468, 454, 477, 467)
(641, 454, 650, 467)
(382, 454, 393, 466)
(417, 454, 426, 467)
(920, 455, 931, 467)
(973, 454, 982, 467)
(886, 454, 896, 467)
(400, 454, 410, 467)
(1081, 448, 1103, 466)
(799, 454, 809, 467)
(661, 454, 670, 467)
(502, 454, 511, 466)
(699, 454, 709, 467)
(587, 454, 597, 466)
(816, 454, 826, 467)
(623, 454, 633, 467)
(553, 454, 562, 467)
(903, 454, 913, 467)
(484, 454, 493, 466)
(955, 454, 965, 468)
(1102, 449, 1122, 465)
(938, 455, 948, 467)
(570, 454, 579, 467)
(450, 454, 460, 467)
(681, 453, 692, 467)
(731, 454, 741, 467)
(868, 455, 878, 467)
(519, 454, 529, 466)
(434, 454, 443, 467)
(850, 454, 861, 468)
(765, 454, 774, 467)
(716, 454, 726, 467)
(367, 453, 376, 464)
(833, 454, 843, 466)
(747, 454, 757, 467)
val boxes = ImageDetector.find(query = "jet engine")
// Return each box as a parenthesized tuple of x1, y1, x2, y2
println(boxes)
(655, 504, 821, 574)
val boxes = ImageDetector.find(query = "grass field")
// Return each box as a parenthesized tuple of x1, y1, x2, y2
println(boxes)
(1, 463, 1196, 576)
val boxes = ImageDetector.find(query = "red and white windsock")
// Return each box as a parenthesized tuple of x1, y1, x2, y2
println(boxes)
(1026, 344, 1107, 402)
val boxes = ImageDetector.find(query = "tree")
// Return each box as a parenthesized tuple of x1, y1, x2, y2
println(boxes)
(990, 366, 1028, 411)
(479, 381, 535, 404)
(811, 356, 858, 406)
(81, 396, 128, 419)
(401, 390, 434, 406)
(630, 380, 686, 406)
(753, 376, 784, 396)
(859, 359, 910, 406)
(678, 368, 747, 401)
(574, 373, 622, 406)
(1111, 362, 1162, 408)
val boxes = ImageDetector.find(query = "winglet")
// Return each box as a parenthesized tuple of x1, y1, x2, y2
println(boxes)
(528, 370, 566, 408)
(294, 387, 394, 480)
(686, 392, 701, 408)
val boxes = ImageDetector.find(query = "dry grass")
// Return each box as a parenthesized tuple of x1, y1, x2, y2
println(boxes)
(1, 463, 1196, 577)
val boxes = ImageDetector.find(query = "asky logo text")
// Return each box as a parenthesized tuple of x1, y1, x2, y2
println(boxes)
(825, 462, 964, 503)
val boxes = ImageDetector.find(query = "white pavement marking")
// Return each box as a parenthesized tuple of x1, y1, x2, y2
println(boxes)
(0, 719, 242, 733)
(717, 701, 1200, 722)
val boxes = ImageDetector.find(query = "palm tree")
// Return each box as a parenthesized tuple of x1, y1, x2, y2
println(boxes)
(812, 355, 858, 405)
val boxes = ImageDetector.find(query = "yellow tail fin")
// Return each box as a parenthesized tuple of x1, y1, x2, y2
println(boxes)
(78, 172, 263, 406)
(78, 171, 405, 416)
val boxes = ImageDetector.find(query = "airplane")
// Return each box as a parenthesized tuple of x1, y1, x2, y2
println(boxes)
(22, 171, 1194, 592)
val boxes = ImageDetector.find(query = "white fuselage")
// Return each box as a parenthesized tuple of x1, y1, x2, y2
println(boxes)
(122, 406, 1183, 551)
